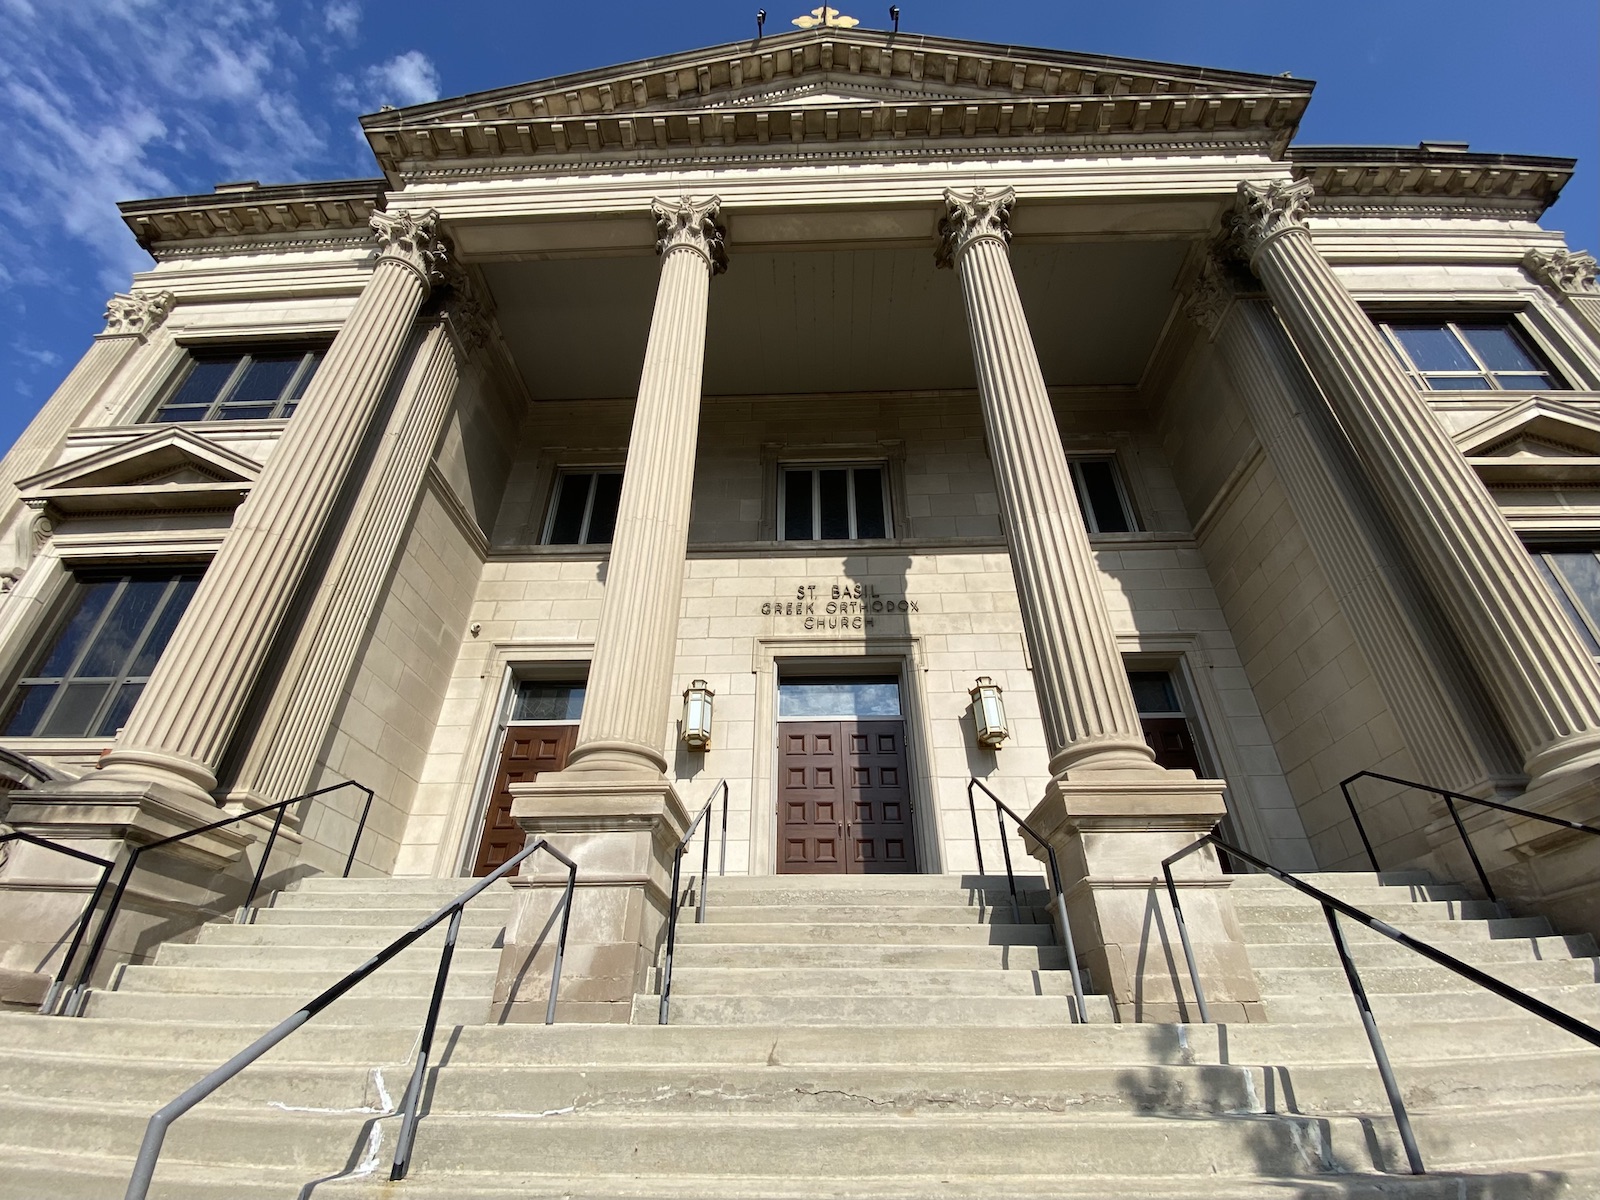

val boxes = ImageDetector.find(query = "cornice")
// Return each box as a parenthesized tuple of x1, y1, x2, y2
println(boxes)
(1290, 144, 1572, 220)
(119, 179, 385, 256)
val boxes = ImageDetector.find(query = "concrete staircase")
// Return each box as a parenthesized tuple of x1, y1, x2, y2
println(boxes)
(0, 869, 1597, 1198)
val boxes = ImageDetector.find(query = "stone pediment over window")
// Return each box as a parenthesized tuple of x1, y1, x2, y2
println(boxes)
(16, 428, 259, 516)
(359, 28, 1310, 183)
(1457, 398, 1600, 485)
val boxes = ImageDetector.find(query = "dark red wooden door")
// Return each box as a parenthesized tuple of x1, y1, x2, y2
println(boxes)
(1141, 716, 1203, 773)
(471, 725, 577, 876)
(777, 723, 846, 873)
(779, 720, 916, 875)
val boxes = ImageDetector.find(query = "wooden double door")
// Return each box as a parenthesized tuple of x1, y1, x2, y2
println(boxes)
(779, 719, 917, 874)
(470, 724, 577, 877)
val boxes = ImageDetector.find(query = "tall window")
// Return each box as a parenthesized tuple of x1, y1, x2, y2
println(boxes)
(153, 346, 326, 422)
(1532, 548, 1600, 656)
(3, 571, 202, 738)
(543, 470, 623, 545)
(780, 464, 891, 541)
(1069, 457, 1136, 534)
(1378, 319, 1563, 392)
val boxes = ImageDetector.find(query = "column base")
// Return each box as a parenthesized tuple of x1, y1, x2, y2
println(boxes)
(0, 779, 253, 988)
(500, 772, 691, 1019)
(1025, 767, 1265, 1025)
(1426, 763, 1600, 941)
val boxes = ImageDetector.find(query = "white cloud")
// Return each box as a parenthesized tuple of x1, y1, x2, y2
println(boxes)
(325, 1, 359, 38)
(362, 50, 440, 108)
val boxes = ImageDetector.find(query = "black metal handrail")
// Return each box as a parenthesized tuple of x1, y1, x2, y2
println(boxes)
(966, 778, 1088, 1024)
(1340, 770, 1600, 905)
(66, 779, 375, 1016)
(123, 836, 576, 1200)
(1163, 831, 1600, 1177)
(0, 832, 115, 1015)
(657, 778, 729, 1025)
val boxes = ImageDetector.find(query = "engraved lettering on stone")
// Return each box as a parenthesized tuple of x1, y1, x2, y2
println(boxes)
(651, 195, 728, 275)
(935, 186, 1015, 269)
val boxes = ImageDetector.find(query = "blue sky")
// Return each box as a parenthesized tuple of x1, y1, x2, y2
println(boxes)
(1, 0, 1594, 449)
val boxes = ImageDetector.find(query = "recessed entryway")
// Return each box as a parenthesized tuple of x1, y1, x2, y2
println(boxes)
(776, 676, 917, 874)
(469, 680, 584, 877)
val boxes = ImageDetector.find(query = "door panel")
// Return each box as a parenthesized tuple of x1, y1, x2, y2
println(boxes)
(1140, 716, 1203, 773)
(843, 720, 917, 873)
(778, 719, 916, 875)
(471, 725, 577, 877)
(777, 725, 846, 873)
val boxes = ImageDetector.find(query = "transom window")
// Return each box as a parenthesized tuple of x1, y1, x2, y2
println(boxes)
(778, 676, 901, 719)
(1379, 320, 1563, 392)
(153, 347, 326, 422)
(543, 471, 623, 545)
(780, 465, 891, 541)
(3, 570, 202, 738)
(1532, 548, 1600, 656)
(511, 680, 586, 722)
(1069, 457, 1136, 534)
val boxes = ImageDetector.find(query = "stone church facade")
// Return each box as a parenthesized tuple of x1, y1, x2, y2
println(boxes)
(1, 23, 1598, 1040)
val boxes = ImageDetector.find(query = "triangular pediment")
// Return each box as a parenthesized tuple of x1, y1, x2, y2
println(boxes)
(18, 429, 260, 515)
(1458, 398, 1600, 485)
(361, 28, 1309, 182)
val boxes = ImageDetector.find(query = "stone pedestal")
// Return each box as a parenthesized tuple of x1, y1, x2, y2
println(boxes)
(1026, 771, 1263, 1024)
(0, 778, 252, 991)
(501, 777, 690, 1019)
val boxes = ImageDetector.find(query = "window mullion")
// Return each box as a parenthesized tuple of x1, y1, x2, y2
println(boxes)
(811, 469, 821, 543)
(31, 578, 127, 732)
(579, 474, 598, 544)
(1548, 553, 1600, 650)
(86, 577, 175, 736)
(276, 354, 315, 417)
(1449, 322, 1498, 388)
(845, 472, 858, 539)
(205, 357, 252, 421)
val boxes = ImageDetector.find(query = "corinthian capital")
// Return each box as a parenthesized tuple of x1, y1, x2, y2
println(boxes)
(935, 186, 1015, 269)
(370, 208, 446, 287)
(1524, 248, 1599, 296)
(1229, 179, 1314, 260)
(651, 196, 728, 274)
(101, 289, 175, 338)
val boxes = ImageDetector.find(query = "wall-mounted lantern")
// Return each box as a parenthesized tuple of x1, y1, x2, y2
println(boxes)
(970, 675, 1009, 749)
(682, 679, 715, 749)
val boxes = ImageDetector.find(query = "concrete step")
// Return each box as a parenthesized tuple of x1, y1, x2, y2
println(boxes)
(1263, 985, 1600, 1025)
(1229, 877, 1475, 903)
(1230, 870, 1438, 887)
(668, 943, 1071, 970)
(112, 964, 500, 998)
(701, 904, 1051, 925)
(674, 922, 1057, 946)
(400, 1110, 1379, 1177)
(699, 881, 1051, 905)
(82, 989, 493, 1025)
(154, 942, 504, 971)
(270, 889, 516, 911)
(1239, 916, 1554, 944)
(291, 876, 518, 895)
(1246, 936, 1598, 970)
(0, 1014, 419, 1063)
(0, 1149, 327, 1200)
(1231, 898, 1506, 923)
(666, 966, 1081, 998)
(195, 922, 508, 949)
(638, 993, 1115, 1026)
(1254, 960, 1600, 996)
(252, 904, 511, 927)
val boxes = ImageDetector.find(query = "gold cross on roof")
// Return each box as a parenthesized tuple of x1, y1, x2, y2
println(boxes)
(792, 6, 860, 28)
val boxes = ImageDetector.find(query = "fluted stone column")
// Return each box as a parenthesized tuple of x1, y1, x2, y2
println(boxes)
(506, 198, 722, 1019)
(937, 187, 1153, 776)
(236, 269, 485, 834)
(0, 291, 174, 588)
(1234, 180, 1600, 791)
(1525, 248, 1600, 351)
(96, 210, 445, 803)
(938, 187, 1258, 1023)
(1186, 257, 1518, 808)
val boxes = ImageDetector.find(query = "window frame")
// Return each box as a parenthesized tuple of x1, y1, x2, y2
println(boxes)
(2, 568, 203, 740)
(149, 344, 328, 424)
(1530, 544, 1600, 656)
(1377, 317, 1566, 393)
(1067, 455, 1140, 535)
(777, 461, 894, 542)
(540, 468, 625, 547)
